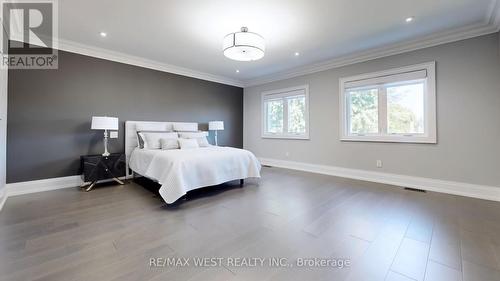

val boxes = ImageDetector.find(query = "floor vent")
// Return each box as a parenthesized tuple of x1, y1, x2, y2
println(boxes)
(404, 187, 427, 193)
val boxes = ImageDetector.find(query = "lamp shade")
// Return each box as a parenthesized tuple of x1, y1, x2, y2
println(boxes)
(91, 116, 118, 130)
(209, 121, 224, 131)
(223, 27, 265, 61)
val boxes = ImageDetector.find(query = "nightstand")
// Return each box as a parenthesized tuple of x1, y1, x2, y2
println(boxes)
(80, 153, 126, 191)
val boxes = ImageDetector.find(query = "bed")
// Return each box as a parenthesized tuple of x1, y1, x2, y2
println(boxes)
(125, 121, 261, 204)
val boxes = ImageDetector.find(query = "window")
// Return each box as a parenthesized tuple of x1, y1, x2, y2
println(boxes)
(262, 85, 309, 139)
(340, 62, 436, 143)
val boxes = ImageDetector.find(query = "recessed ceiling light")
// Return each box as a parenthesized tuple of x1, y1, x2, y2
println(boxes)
(405, 17, 414, 23)
(236, 69, 240, 73)
(294, 52, 300, 56)
(99, 32, 107, 37)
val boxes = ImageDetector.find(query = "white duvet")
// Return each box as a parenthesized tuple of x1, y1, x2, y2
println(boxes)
(129, 146, 261, 203)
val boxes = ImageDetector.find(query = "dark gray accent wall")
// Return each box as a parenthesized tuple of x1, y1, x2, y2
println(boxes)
(7, 50, 243, 183)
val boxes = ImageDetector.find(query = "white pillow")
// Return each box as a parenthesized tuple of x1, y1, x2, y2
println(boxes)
(160, 138, 179, 150)
(173, 123, 198, 132)
(178, 131, 208, 139)
(140, 132, 178, 149)
(137, 130, 169, 148)
(196, 137, 210, 147)
(178, 138, 199, 149)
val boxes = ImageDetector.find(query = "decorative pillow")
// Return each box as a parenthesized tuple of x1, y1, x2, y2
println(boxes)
(137, 131, 162, 148)
(178, 131, 209, 139)
(196, 137, 210, 147)
(140, 132, 178, 149)
(173, 123, 198, 132)
(137, 132, 146, 148)
(160, 138, 179, 150)
(178, 138, 199, 149)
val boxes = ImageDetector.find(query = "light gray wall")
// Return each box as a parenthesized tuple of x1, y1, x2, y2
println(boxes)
(8, 50, 243, 183)
(244, 32, 500, 187)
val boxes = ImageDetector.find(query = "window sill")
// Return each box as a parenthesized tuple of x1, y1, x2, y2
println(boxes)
(341, 135, 436, 144)
(262, 134, 310, 140)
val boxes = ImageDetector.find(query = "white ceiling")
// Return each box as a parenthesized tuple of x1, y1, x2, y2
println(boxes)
(57, 0, 499, 86)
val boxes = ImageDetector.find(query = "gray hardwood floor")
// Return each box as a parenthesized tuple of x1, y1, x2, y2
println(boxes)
(1, 167, 500, 281)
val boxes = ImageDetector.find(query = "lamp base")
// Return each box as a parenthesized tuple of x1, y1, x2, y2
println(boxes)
(102, 130, 110, 156)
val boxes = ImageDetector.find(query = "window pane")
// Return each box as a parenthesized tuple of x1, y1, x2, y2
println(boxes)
(287, 95, 306, 134)
(266, 99, 283, 133)
(348, 88, 378, 134)
(387, 83, 424, 134)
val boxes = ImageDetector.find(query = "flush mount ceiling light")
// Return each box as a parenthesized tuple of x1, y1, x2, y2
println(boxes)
(223, 27, 265, 61)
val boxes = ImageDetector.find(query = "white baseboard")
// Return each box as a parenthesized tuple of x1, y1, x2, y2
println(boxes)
(0, 175, 128, 212)
(1, 176, 81, 212)
(1, 160, 498, 211)
(4, 175, 128, 199)
(259, 157, 500, 202)
(6, 175, 83, 197)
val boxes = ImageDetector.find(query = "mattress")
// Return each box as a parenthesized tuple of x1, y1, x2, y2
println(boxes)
(129, 146, 261, 203)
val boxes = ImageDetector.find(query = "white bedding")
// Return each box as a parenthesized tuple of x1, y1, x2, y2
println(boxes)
(129, 146, 261, 203)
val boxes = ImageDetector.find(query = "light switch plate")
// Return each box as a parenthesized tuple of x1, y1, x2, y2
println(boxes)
(110, 131, 118, 139)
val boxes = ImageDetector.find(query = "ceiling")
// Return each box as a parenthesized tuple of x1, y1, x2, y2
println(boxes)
(55, 0, 500, 86)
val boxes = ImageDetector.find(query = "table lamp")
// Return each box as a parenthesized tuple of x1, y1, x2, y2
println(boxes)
(91, 116, 118, 156)
(209, 121, 224, 146)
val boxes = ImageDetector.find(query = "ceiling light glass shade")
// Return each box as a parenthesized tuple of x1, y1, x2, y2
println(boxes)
(223, 27, 265, 61)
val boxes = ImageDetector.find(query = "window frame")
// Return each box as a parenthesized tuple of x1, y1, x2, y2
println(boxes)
(261, 84, 310, 140)
(339, 62, 436, 143)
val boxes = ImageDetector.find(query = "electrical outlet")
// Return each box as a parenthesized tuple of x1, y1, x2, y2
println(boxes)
(376, 160, 383, 168)
(109, 131, 118, 139)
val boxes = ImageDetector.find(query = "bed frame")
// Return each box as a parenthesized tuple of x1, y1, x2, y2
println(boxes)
(125, 120, 245, 192)
(124, 120, 199, 179)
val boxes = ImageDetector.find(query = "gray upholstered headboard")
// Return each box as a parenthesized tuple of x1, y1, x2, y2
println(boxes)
(124, 121, 198, 178)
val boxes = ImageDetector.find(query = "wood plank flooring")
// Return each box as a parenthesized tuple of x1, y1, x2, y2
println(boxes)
(1, 167, 500, 281)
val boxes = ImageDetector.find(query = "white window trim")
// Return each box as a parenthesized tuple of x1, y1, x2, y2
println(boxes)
(261, 84, 310, 140)
(339, 62, 436, 143)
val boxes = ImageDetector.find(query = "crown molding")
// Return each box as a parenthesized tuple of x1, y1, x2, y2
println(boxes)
(3, 3, 243, 86)
(5, 1, 499, 89)
(7, 32, 244, 87)
(243, 21, 499, 87)
(56, 38, 245, 87)
(57, 3, 500, 89)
